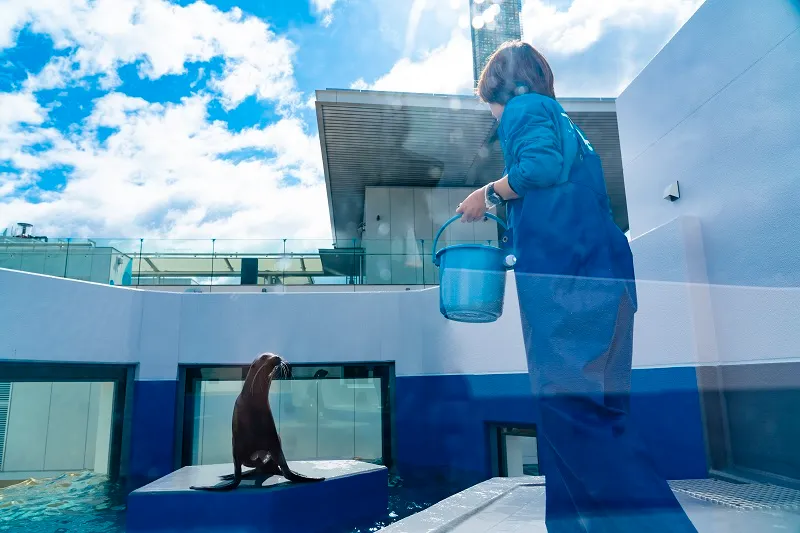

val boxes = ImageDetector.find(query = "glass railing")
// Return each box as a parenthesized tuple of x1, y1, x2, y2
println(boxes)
(0, 236, 501, 287)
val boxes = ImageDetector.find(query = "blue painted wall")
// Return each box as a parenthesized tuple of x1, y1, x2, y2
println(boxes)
(127, 380, 178, 489)
(121, 369, 706, 490)
(394, 368, 707, 485)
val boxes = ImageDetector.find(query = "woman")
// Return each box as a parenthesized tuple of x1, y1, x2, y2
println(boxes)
(457, 41, 697, 532)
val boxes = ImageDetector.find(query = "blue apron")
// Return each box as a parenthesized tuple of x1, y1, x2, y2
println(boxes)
(498, 94, 696, 532)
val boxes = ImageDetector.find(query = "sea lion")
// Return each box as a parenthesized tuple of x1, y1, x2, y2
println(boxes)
(190, 353, 325, 491)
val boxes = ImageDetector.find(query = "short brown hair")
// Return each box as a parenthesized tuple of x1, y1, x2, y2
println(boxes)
(477, 40, 556, 104)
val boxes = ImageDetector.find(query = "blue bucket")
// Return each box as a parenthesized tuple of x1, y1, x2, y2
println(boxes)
(432, 213, 516, 323)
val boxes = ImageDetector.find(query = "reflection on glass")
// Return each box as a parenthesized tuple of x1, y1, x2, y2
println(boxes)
(502, 430, 539, 477)
(189, 378, 383, 466)
(0, 381, 115, 486)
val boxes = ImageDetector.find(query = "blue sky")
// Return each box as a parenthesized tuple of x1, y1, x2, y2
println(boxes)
(0, 0, 704, 240)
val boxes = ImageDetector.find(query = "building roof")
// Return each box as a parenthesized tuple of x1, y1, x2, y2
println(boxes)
(315, 88, 628, 242)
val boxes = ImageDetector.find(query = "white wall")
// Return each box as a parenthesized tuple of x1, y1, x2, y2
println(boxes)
(617, 0, 800, 288)
(617, 0, 800, 373)
(0, 268, 173, 381)
(628, 217, 715, 369)
(175, 278, 530, 377)
(0, 266, 529, 380)
(4, 261, 718, 384)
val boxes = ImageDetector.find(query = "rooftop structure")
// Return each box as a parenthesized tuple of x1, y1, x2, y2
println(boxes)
(315, 88, 629, 245)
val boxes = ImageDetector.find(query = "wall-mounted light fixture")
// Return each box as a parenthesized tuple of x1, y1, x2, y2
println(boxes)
(663, 181, 681, 202)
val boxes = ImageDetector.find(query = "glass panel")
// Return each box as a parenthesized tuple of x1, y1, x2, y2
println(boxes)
(185, 372, 385, 466)
(192, 379, 242, 465)
(317, 378, 356, 459)
(354, 378, 383, 461)
(279, 379, 318, 460)
(1, 234, 485, 287)
(0, 381, 116, 483)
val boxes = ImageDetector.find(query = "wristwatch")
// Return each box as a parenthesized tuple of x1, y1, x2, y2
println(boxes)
(485, 182, 505, 208)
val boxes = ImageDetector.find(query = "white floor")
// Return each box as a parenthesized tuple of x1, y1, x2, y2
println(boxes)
(379, 477, 800, 533)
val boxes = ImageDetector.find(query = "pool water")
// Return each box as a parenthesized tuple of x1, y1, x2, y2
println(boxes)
(0, 472, 466, 533)
(0, 472, 127, 532)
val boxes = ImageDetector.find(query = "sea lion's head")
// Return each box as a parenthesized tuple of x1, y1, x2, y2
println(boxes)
(245, 353, 290, 396)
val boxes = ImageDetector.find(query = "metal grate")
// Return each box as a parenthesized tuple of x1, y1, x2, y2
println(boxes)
(0, 382, 11, 470)
(669, 479, 800, 512)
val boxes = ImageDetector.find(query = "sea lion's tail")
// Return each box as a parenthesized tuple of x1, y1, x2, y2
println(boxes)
(189, 462, 242, 491)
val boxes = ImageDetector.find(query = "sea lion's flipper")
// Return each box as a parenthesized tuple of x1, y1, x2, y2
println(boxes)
(220, 457, 280, 481)
(281, 468, 325, 483)
(190, 461, 242, 491)
(220, 467, 257, 481)
(274, 451, 325, 483)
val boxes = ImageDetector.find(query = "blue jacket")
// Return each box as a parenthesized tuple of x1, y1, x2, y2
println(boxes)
(497, 93, 637, 309)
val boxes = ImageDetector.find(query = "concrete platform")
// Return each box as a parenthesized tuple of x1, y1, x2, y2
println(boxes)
(378, 477, 800, 532)
(127, 460, 388, 533)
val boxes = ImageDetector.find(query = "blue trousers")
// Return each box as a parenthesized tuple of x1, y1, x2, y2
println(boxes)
(515, 272, 698, 532)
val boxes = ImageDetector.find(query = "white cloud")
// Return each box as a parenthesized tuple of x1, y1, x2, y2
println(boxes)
(0, 90, 331, 240)
(310, 0, 337, 27)
(5, 0, 300, 113)
(0, 92, 47, 126)
(351, 29, 474, 95)
(521, 0, 705, 56)
(0, 172, 35, 198)
(0, 91, 63, 173)
(0, 1, 29, 49)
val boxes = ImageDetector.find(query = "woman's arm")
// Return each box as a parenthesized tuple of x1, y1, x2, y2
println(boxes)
(503, 103, 565, 195)
(457, 101, 564, 222)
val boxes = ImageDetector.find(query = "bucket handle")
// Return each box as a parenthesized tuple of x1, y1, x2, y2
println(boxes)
(432, 212, 508, 266)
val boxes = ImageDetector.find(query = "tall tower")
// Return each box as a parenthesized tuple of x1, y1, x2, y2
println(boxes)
(469, 0, 523, 87)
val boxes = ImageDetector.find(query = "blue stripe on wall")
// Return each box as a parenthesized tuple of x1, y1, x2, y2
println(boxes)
(394, 367, 707, 485)
(127, 380, 178, 489)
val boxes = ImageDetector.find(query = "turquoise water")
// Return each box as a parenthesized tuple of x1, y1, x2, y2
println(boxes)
(0, 472, 127, 532)
(0, 472, 464, 533)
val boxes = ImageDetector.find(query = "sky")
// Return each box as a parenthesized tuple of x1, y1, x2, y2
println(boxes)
(0, 0, 705, 242)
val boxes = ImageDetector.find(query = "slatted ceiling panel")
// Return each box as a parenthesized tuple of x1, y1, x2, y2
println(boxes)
(320, 97, 629, 241)
(322, 110, 493, 182)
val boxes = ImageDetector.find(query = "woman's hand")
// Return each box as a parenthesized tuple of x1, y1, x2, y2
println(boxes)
(456, 186, 488, 222)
